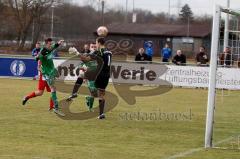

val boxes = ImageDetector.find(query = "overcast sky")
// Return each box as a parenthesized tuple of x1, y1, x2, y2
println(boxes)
(72, 0, 240, 15)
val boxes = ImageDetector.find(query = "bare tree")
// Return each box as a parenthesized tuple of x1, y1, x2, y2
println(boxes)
(7, 0, 58, 50)
(31, 1, 55, 49)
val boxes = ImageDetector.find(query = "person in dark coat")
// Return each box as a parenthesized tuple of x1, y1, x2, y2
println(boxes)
(172, 50, 186, 65)
(196, 46, 209, 66)
(81, 44, 90, 53)
(135, 48, 149, 61)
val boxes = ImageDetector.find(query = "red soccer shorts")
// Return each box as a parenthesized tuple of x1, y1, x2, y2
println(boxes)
(38, 73, 51, 92)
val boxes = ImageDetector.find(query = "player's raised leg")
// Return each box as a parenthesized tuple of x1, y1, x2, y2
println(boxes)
(22, 90, 44, 105)
(22, 73, 45, 105)
(66, 77, 83, 101)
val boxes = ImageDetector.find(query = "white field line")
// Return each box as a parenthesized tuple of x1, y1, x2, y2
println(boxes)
(165, 136, 235, 159)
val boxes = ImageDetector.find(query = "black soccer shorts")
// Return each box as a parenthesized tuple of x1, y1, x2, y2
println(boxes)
(95, 74, 110, 90)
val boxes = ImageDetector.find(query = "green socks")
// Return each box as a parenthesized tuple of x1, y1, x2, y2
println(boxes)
(51, 91, 58, 109)
(86, 96, 94, 111)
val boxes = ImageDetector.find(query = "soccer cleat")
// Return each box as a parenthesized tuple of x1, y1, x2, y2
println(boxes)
(49, 107, 54, 112)
(53, 109, 65, 117)
(97, 114, 105, 120)
(66, 94, 78, 101)
(22, 97, 28, 105)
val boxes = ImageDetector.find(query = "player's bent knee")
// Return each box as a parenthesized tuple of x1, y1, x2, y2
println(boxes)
(98, 89, 105, 97)
(50, 87, 56, 92)
(35, 90, 44, 96)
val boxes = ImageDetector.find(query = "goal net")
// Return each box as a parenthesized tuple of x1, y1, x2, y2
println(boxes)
(205, 4, 240, 148)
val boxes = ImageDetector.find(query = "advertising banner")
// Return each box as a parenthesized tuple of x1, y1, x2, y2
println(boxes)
(1, 57, 240, 90)
(0, 57, 38, 77)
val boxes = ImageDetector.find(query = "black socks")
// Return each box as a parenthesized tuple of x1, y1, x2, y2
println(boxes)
(72, 77, 83, 94)
(99, 99, 105, 115)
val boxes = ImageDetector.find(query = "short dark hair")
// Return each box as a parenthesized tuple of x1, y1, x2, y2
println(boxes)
(96, 37, 105, 45)
(45, 38, 52, 44)
(200, 46, 205, 50)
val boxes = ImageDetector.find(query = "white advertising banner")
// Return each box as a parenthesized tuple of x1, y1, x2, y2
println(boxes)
(164, 65, 240, 90)
(53, 59, 240, 90)
(54, 59, 82, 81)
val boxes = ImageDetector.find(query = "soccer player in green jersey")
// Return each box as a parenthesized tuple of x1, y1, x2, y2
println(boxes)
(67, 43, 103, 112)
(37, 38, 65, 116)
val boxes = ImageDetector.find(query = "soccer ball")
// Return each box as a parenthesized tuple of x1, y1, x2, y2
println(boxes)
(97, 26, 108, 37)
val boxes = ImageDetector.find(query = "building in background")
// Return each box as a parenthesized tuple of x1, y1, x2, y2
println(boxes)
(104, 23, 212, 58)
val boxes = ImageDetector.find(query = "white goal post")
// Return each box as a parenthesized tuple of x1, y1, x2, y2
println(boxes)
(205, 5, 240, 148)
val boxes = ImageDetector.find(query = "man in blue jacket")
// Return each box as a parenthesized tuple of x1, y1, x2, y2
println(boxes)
(32, 42, 41, 57)
(161, 43, 172, 63)
(144, 41, 153, 61)
(32, 42, 41, 80)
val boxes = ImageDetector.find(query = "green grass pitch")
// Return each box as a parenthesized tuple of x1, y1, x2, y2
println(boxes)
(0, 78, 240, 159)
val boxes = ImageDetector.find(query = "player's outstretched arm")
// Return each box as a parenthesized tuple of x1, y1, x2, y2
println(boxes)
(68, 47, 91, 61)
(68, 47, 80, 55)
(51, 40, 64, 50)
(58, 40, 64, 45)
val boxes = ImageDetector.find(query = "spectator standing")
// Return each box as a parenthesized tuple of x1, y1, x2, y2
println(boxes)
(32, 42, 41, 80)
(89, 42, 97, 53)
(32, 42, 41, 57)
(172, 50, 186, 65)
(144, 41, 153, 61)
(161, 43, 172, 63)
(82, 44, 90, 53)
